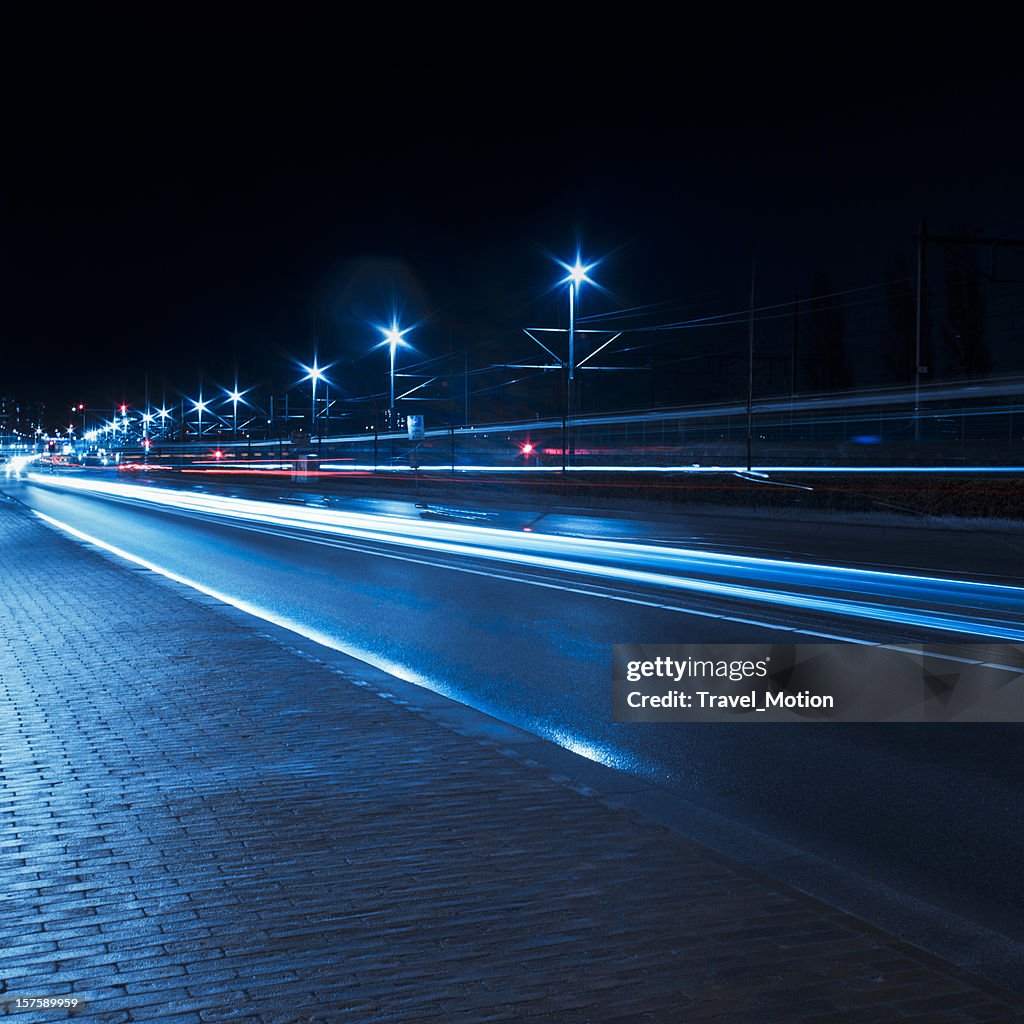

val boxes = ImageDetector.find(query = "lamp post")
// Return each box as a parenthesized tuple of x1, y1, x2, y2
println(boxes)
(381, 323, 410, 430)
(194, 397, 207, 439)
(561, 258, 593, 471)
(228, 387, 243, 441)
(301, 361, 327, 445)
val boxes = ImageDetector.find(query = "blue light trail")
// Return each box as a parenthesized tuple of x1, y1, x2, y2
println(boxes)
(27, 474, 1024, 641)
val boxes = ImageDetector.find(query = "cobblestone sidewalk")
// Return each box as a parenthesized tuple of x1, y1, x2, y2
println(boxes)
(1, 495, 1022, 1023)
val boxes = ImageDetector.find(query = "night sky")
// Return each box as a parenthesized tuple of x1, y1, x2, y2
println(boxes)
(5, 7, 1024, 422)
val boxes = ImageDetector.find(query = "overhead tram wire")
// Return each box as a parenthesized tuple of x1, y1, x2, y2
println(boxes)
(569, 289, 739, 325)
(345, 276, 917, 423)
(577, 276, 914, 332)
(480, 278, 915, 406)
(554, 281, 916, 366)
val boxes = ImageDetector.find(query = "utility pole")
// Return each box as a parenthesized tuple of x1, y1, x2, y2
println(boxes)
(914, 217, 928, 442)
(567, 278, 576, 470)
(912, 221, 1024, 443)
(746, 258, 755, 472)
(561, 359, 568, 474)
(790, 295, 799, 399)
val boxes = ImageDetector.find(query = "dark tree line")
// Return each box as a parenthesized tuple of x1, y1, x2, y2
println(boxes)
(797, 232, 996, 396)
(806, 272, 850, 391)
(941, 237, 989, 377)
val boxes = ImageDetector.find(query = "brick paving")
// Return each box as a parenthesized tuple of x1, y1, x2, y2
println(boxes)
(1, 494, 1022, 1024)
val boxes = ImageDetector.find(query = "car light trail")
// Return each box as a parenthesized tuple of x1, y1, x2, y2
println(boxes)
(4, 454, 42, 477)
(313, 464, 1024, 474)
(27, 473, 1024, 641)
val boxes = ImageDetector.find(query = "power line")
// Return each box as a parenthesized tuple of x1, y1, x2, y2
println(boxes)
(579, 276, 913, 332)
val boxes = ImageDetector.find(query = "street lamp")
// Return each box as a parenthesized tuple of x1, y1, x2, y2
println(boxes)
(380, 323, 410, 429)
(227, 386, 245, 441)
(300, 361, 327, 442)
(157, 406, 170, 438)
(193, 397, 208, 438)
(559, 257, 595, 470)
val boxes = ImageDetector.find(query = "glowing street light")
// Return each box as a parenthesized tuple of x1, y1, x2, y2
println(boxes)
(558, 256, 596, 470)
(379, 323, 410, 428)
(227, 385, 246, 440)
(301, 361, 328, 441)
(193, 396, 208, 438)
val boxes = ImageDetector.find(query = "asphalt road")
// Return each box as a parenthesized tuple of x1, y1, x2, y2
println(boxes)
(9, 473, 1024, 946)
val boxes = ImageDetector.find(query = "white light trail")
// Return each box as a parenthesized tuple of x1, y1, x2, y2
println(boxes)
(26, 473, 1024, 641)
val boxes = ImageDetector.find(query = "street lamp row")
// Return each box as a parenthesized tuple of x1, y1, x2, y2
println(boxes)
(74, 252, 595, 451)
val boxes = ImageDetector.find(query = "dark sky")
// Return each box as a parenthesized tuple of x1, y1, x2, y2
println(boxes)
(5, 6, 1024, 419)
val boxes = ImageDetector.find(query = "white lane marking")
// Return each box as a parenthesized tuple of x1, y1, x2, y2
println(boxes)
(32, 510, 442, 695)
